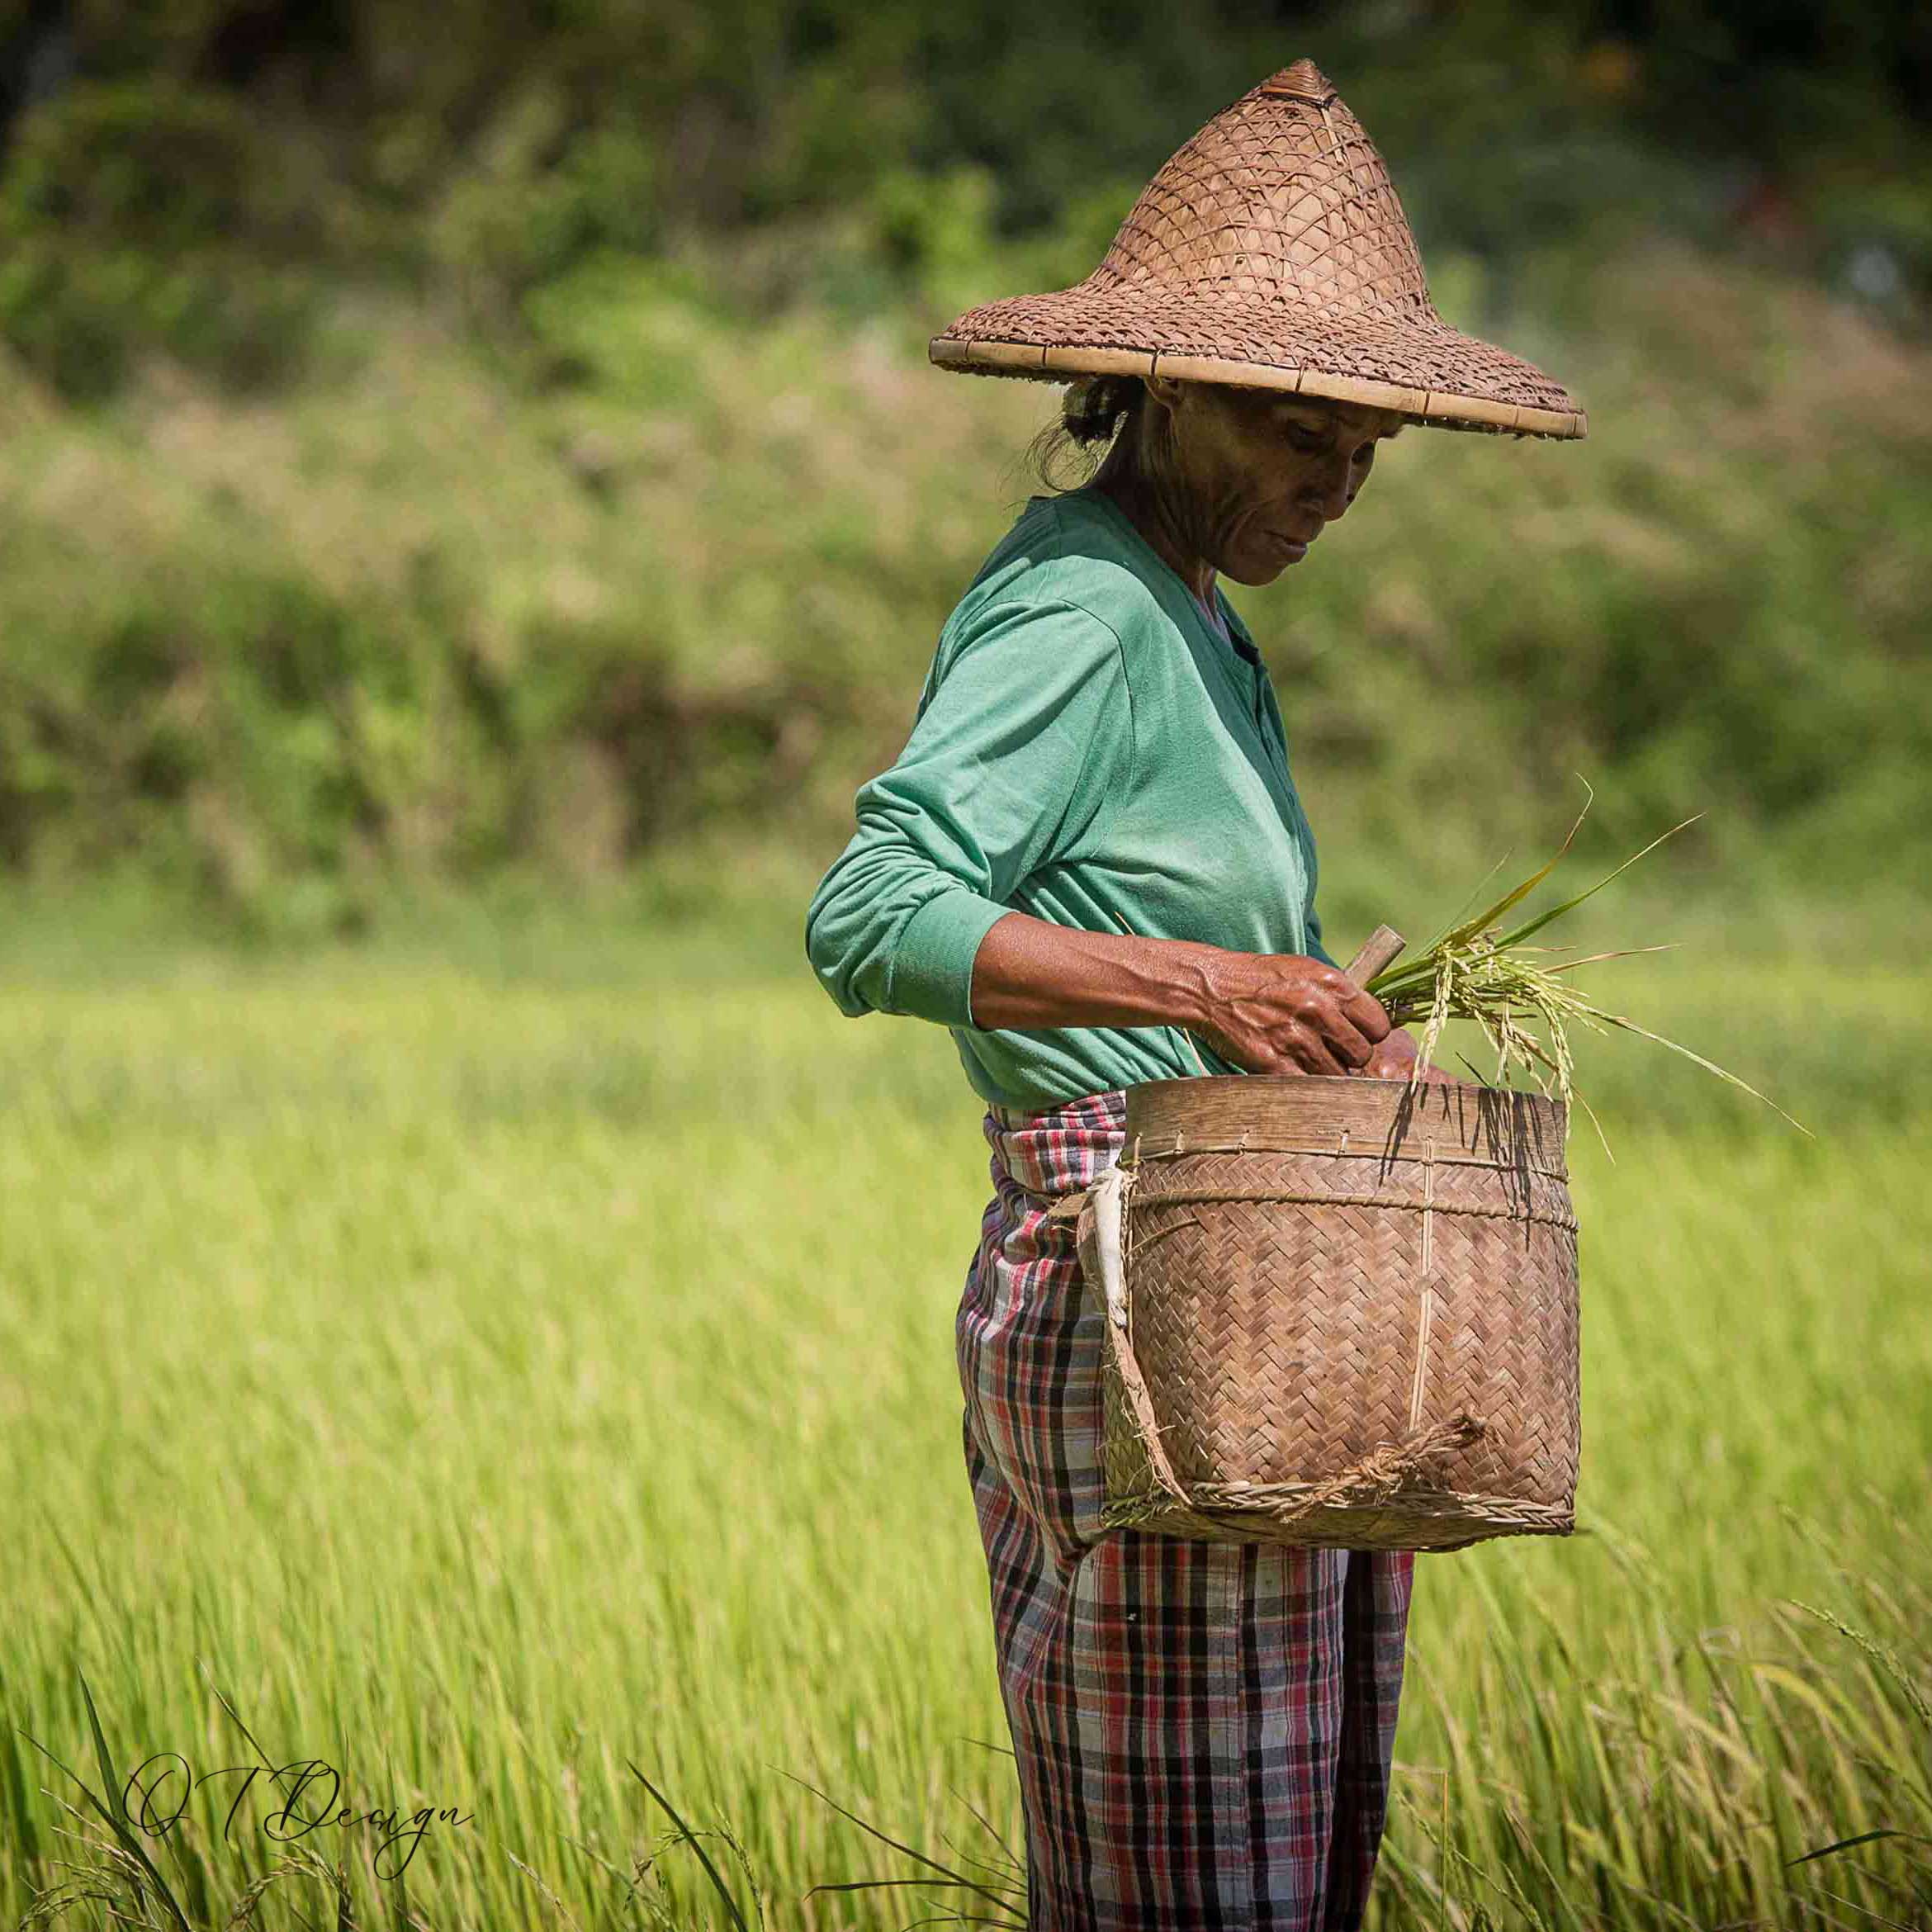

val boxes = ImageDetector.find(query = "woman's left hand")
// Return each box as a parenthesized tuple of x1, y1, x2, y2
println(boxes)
(1357, 1025, 1455, 1084)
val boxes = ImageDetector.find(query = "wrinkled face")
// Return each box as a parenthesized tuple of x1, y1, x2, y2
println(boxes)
(1147, 377, 1406, 585)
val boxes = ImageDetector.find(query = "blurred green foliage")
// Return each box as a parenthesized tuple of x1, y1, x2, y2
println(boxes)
(0, 78, 327, 395)
(4, 0, 1927, 380)
(0, 1, 1926, 931)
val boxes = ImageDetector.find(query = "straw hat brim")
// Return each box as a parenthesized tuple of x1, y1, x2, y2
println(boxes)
(931, 291, 1584, 439)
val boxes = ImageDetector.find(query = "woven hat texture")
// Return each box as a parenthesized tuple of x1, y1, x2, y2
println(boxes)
(930, 60, 1585, 439)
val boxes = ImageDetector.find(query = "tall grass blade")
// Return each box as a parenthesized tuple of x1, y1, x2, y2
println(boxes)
(0, 1687, 42, 1871)
(35, 1672, 195, 1930)
(1789, 1830, 1919, 1867)
(784, 1769, 1023, 1917)
(1583, 1007, 1811, 1135)
(624, 1763, 752, 1932)
(1491, 813, 1703, 952)
(947, 1787, 1024, 1871)
(1784, 1607, 1932, 1728)
(1419, 779, 1598, 959)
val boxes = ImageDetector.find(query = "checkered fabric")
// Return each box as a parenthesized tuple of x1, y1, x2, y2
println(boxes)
(956, 1088, 1414, 1931)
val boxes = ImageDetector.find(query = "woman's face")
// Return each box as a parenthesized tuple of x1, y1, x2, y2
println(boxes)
(1144, 376, 1406, 585)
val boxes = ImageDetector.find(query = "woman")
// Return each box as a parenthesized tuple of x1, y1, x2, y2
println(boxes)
(807, 61, 1582, 1932)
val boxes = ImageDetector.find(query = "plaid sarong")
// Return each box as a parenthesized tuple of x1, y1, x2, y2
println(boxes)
(956, 1090, 1414, 1931)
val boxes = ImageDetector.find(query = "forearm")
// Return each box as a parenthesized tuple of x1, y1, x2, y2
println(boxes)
(967, 911, 1218, 1033)
(966, 909, 1399, 1080)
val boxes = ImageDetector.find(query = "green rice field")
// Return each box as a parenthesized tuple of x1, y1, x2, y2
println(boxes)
(0, 917, 1927, 1930)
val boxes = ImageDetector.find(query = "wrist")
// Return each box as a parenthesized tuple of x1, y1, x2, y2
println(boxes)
(1144, 939, 1224, 1035)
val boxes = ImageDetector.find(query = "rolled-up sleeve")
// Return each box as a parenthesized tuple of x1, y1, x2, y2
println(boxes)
(805, 598, 1132, 1030)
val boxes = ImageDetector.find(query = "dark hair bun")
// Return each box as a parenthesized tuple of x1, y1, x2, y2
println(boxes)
(1062, 374, 1143, 447)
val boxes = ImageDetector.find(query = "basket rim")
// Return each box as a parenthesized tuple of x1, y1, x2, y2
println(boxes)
(1122, 1073, 1569, 1174)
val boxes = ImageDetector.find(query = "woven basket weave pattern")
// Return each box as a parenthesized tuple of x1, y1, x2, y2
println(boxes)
(931, 61, 1584, 439)
(1095, 1078, 1580, 1552)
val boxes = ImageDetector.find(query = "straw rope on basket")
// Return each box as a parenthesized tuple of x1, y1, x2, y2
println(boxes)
(1055, 929, 1580, 1553)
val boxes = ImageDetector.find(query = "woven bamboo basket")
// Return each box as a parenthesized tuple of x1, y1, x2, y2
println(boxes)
(1072, 1073, 1579, 1552)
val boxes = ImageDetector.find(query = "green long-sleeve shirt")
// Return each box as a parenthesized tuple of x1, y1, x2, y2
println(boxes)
(804, 481, 1338, 1112)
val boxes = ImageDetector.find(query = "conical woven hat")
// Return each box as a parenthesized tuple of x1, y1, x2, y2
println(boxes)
(930, 60, 1584, 439)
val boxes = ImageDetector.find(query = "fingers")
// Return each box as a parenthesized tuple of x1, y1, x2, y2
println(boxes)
(1267, 1016, 1365, 1077)
(1335, 978, 1392, 1044)
(1288, 1031, 1352, 1077)
(1200, 955, 1397, 1079)
(1295, 968, 1385, 1071)
(1324, 1015, 1378, 1070)
(1222, 1014, 1458, 1086)
(1312, 987, 1382, 1071)
(1213, 1024, 1348, 1078)
(1357, 1025, 1419, 1082)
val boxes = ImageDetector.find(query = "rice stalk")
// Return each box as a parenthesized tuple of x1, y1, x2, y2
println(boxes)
(1365, 784, 1807, 1134)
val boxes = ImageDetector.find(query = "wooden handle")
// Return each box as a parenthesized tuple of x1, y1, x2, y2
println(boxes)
(1342, 925, 1405, 987)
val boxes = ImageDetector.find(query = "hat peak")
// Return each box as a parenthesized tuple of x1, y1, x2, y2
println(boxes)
(1258, 59, 1338, 104)
(1086, 61, 1432, 325)
(926, 57, 1587, 438)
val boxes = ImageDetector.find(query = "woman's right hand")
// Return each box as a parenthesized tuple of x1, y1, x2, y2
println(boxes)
(966, 916, 1394, 1077)
(1189, 951, 1393, 1077)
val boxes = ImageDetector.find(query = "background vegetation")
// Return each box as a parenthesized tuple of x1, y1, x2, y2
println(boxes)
(0, 0, 1926, 935)
(0, 940, 1927, 1930)
(1, 7, 1929, 1930)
